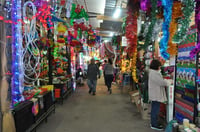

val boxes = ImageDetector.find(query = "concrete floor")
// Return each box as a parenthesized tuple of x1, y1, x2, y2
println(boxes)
(37, 78, 158, 132)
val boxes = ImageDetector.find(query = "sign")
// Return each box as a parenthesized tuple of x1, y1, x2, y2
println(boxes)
(121, 36, 127, 47)
(167, 85, 174, 122)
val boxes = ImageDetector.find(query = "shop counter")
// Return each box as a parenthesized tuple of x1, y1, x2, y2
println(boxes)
(54, 79, 73, 104)
(13, 91, 55, 132)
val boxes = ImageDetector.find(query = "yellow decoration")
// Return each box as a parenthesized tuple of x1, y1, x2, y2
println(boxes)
(167, 1, 182, 56)
(57, 23, 68, 33)
(131, 49, 138, 83)
(41, 85, 54, 91)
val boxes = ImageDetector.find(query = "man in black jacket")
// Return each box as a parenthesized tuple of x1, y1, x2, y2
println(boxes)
(87, 58, 100, 95)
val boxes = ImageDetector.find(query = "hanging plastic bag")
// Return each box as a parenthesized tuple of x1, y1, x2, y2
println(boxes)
(165, 120, 178, 132)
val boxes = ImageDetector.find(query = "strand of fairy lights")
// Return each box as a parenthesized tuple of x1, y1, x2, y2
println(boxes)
(22, 1, 40, 84)
(11, 0, 24, 106)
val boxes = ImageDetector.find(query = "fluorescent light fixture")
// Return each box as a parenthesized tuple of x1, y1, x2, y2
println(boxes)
(104, 40, 109, 43)
(113, 8, 121, 18)
(110, 32, 114, 37)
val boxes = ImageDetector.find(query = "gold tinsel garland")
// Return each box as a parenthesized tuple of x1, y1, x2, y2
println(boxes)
(132, 49, 138, 83)
(167, 1, 182, 56)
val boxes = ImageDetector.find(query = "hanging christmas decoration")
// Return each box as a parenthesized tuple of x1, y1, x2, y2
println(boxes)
(143, 0, 157, 49)
(125, 7, 138, 82)
(173, 0, 195, 44)
(167, 1, 182, 56)
(35, 4, 53, 30)
(152, 19, 163, 42)
(159, 0, 173, 60)
(140, 0, 150, 11)
(70, 4, 89, 25)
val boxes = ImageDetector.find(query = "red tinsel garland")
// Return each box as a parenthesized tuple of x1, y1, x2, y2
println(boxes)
(125, 9, 138, 83)
(125, 9, 138, 57)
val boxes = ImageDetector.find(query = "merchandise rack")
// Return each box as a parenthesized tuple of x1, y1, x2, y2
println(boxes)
(54, 79, 73, 104)
(174, 25, 198, 123)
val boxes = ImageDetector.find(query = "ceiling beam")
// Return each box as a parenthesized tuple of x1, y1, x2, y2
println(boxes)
(96, 15, 123, 22)
(96, 27, 118, 32)
(97, 33, 112, 37)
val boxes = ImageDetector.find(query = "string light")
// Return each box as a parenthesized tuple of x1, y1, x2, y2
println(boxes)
(11, 0, 24, 106)
(23, 1, 40, 84)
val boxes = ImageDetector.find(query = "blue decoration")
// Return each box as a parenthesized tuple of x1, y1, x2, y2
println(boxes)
(159, 0, 173, 60)
(11, 0, 24, 107)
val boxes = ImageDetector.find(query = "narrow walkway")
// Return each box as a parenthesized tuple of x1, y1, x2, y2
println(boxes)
(38, 78, 156, 132)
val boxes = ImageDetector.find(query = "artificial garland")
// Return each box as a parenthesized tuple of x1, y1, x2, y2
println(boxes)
(190, 2, 200, 58)
(143, 0, 157, 49)
(173, 0, 195, 44)
(132, 49, 138, 83)
(167, 1, 182, 56)
(159, 0, 173, 60)
(125, 8, 138, 83)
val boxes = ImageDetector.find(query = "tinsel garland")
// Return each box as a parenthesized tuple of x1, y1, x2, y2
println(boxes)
(190, 1, 200, 58)
(125, 8, 138, 83)
(173, 0, 195, 44)
(159, 0, 173, 60)
(167, 1, 182, 56)
(140, 0, 150, 11)
(132, 50, 138, 83)
(143, 0, 157, 49)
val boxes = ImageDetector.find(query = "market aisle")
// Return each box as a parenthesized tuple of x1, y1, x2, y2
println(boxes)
(37, 78, 156, 132)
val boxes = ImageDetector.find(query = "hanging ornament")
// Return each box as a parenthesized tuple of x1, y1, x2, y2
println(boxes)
(70, 4, 89, 25)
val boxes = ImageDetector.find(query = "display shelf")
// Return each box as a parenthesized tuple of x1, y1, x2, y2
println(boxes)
(174, 25, 197, 123)
(13, 91, 55, 132)
(26, 104, 55, 132)
(54, 79, 73, 104)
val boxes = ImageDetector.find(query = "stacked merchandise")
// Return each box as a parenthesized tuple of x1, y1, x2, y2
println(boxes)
(175, 25, 197, 122)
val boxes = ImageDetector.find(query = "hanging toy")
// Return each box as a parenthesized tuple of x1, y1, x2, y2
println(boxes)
(31, 98, 39, 116)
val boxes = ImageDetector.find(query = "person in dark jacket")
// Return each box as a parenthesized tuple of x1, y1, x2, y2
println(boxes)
(104, 58, 114, 94)
(87, 58, 100, 95)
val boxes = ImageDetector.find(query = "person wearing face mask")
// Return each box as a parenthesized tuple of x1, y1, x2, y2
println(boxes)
(148, 59, 169, 131)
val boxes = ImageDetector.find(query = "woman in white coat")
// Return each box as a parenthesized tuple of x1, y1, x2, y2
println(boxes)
(148, 60, 169, 131)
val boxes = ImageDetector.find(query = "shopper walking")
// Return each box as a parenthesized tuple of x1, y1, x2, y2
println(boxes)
(102, 60, 107, 85)
(87, 58, 100, 95)
(104, 58, 114, 94)
(148, 59, 169, 131)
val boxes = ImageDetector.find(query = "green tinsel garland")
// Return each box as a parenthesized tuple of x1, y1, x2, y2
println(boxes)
(143, 0, 157, 49)
(173, 0, 195, 43)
